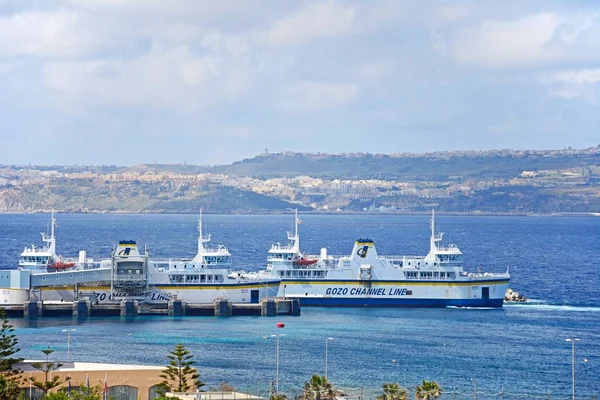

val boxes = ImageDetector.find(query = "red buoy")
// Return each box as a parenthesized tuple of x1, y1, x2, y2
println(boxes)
(276, 322, 285, 328)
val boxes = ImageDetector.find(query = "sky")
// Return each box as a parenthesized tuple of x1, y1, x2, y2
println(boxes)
(0, 0, 599, 166)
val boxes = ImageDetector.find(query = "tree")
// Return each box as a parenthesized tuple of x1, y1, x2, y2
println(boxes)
(45, 386, 103, 400)
(414, 380, 442, 400)
(0, 310, 22, 376)
(377, 383, 408, 400)
(29, 348, 69, 395)
(159, 344, 204, 393)
(0, 374, 23, 399)
(0, 310, 23, 399)
(300, 375, 334, 400)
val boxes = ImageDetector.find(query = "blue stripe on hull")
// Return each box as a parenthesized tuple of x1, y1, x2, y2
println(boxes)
(294, 297, 505, 308)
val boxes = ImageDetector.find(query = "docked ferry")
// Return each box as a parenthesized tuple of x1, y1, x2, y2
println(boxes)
(267, 211, 510, 307)
(0, 212, 279, 305)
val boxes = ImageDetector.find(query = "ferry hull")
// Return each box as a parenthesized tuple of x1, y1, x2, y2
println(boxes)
(279, 279, 510, 308)
(37, 282, 280, 304)
(294, 297, 505, 308)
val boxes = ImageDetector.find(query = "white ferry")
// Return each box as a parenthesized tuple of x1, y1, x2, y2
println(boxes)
(267, 211, 510, 307)
(0, 212, 279, 305)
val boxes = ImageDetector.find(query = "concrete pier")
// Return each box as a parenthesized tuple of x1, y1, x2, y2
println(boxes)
(214, 299, 232, 316)
(6, 297, 300, 318)
(120, 300, 138, 317)
(261, 298, 276, 316)
(72, 300, 91, 318)
(168, 300, 185, 316)
(23, 301, 42, 318)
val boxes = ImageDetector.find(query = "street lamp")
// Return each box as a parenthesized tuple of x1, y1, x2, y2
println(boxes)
(62, 329, 76, 362)
(566, 338, 580, 400)
(271, 334, 284, 395)
(325, 337, 334, 380)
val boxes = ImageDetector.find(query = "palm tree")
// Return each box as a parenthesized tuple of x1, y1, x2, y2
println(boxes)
(301, 375, 334, 400)
(377, 383, 408, 400)
(414, 380, 442, 400)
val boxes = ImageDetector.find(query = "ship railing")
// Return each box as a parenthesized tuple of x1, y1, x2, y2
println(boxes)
(152, 258, 194, 263)
(78, 261, 107, 270)
(467, 272, 510, 279)
(434, 245, 462, 253)
(269, 243, 295, 251)
(202, 247, 231, 254)
(114, 274, 147, 282)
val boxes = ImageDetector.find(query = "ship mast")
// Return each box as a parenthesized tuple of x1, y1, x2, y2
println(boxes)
(41, 210, 57, 257)
(429, 209, 443, 253)
(194, 209, 211, 262)
(287, 209, 300, 252)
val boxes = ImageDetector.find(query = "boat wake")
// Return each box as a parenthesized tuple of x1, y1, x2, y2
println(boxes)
(504, 303, 600, 313)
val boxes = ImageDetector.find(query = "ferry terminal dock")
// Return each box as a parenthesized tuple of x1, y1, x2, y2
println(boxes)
(0, 297, 301, 318)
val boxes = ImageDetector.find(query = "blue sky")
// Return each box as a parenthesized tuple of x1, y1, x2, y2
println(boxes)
(0, 0, 599, 166)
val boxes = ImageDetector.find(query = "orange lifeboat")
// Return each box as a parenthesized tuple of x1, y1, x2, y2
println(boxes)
(293, 258, 318, 266)
(51, 261, 76, 269)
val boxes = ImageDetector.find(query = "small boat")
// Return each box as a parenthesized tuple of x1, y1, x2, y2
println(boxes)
(293, 257, 318, 266)
(51, 261, 76, 269)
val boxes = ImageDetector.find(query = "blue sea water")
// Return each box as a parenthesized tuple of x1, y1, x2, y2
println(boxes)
(0, 213, 599, 398)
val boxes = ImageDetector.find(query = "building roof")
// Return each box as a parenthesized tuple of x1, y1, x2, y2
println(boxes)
(16, 361, 163, 372)
(166, 392, 264, 400)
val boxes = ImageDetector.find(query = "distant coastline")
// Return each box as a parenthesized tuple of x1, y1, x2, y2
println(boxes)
(1, 209, 598, 217)
(2, 145, 599, 215)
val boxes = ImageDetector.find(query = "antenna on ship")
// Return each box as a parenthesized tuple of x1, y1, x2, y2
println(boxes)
(42, 210, 57, 256)
(294, 209, 299, 238)
(195, 208, 211, 260)
(429, 209, 443, 253)
(286, 209, 300, 252)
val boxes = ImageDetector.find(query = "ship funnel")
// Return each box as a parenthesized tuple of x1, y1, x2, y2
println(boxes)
(350, 239, 378, 261)
(115, 240, 141, 257)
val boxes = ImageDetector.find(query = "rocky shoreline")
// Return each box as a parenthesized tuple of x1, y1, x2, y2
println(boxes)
(505, 288, 527, 302)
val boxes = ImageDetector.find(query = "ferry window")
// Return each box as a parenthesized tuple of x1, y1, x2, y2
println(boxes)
(200, 275, 206, 283)
(207, 275, 213, 282)
(286, 271, 291, 277)
(184, 265, 187, 269)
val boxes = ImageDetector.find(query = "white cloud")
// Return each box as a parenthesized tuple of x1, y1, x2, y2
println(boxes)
(267, 1, 357, 46)
(0, 10, 104, 57)
(451, 13, 562, 69)
(43, 45, 243, 112)
(0, 61, 15, 75)
(545, 68, 600, 99)
(550, 69, 600, 85)
(278, 81, 358, 111)
(354, 61, 395, 82)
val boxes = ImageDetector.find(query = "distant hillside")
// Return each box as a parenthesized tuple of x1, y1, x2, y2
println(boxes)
(204, 148, 600, 180)
(109, 147, 600, 181)
(1, 146, 599, 214)
(0, 181, 309, 213)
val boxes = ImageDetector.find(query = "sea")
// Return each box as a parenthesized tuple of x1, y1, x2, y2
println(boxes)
(0, 213, 599, 399)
